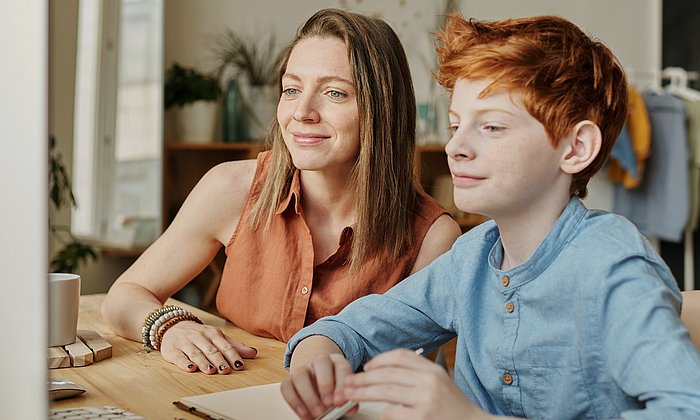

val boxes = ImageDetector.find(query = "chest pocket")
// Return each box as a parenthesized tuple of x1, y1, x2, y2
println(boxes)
(518, 346, 596, 420)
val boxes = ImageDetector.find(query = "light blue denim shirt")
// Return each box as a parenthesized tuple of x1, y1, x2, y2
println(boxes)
(285, 198, 700, 419)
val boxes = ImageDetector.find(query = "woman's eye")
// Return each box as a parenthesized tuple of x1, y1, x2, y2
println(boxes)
(282, 87, 299, 96)
(327, 90, 347, 99)
(449, 125, 459, 134)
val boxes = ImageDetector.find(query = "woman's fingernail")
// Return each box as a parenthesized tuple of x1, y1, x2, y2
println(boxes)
(219, 364, 227, 371)
(187, 363, 194, 369)
(234, 360, 244, 369)
(206, 364, 215, 371)
(250, 347, 258, 354)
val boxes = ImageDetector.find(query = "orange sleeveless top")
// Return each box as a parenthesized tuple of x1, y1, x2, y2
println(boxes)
(216, 151, 449, 342)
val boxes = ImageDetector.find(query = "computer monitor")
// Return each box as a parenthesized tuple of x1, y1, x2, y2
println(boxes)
(0, 1, 49, 417)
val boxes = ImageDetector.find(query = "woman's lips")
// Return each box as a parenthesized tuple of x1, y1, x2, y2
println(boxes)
(292, 132, 330, 145)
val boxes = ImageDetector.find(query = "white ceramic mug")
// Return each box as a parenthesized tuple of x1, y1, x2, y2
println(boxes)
(48, 273, 81, 347)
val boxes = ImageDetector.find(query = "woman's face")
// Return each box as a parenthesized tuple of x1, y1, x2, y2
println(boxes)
(277, 36, 361, 174)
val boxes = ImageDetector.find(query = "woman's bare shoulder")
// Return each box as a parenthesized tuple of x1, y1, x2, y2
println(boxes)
(173, 158, 259, 244)
(410, 214, 461, 274)
(200, 158, 259, 213)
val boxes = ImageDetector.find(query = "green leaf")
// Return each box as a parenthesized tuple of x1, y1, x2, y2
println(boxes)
(50, 241, 98, 273)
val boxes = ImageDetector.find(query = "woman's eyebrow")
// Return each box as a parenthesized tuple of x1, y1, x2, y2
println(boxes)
(282, 73, 353, 87)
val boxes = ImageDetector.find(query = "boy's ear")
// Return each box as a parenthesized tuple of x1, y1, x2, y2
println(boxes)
(560, 120, 602, 174)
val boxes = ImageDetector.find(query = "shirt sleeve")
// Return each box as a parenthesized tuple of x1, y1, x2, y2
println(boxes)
(596, 253, 700, 419)
(284, 248, 459, 371)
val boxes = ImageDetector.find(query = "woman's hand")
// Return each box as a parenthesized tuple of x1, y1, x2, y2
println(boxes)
(341, 348, 492, 420)
(159, 321, 258, 374)
(280, 353, 357, 420)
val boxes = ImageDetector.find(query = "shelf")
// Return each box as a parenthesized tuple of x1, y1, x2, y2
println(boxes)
(165, 141, 266, 151)
(162, 141, 483, 232)
(416, 143, 447, 152)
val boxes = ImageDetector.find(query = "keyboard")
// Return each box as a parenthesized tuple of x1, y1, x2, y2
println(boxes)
(49, 406, 145, 419)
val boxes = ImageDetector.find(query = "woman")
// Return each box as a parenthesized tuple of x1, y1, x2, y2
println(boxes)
(102, 8, 460, 375)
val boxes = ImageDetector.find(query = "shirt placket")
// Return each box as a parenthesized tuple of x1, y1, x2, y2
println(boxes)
(289, 214, 315, 338)
(497, 274, 525, 417)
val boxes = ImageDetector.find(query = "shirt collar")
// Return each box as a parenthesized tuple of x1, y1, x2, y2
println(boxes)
(489, 197, 588, 286)
(275, 168, 302, 215)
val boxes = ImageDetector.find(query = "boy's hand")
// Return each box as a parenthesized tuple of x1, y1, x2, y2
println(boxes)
(281, 353, 357, 419)
(342, 348, 492, 420)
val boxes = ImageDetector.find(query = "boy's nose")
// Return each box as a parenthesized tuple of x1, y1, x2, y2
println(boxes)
(445, 130, 474, 160)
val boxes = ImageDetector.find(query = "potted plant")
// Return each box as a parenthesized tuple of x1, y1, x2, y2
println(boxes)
(49, 135, 98, 273)
(164, 63, 222, 143)
(211, 30, 281, 141)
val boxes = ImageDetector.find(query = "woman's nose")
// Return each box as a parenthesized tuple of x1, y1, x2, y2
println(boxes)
(293, 94, 320, 122)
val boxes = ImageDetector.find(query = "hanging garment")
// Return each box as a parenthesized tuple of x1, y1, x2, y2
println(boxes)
(609, 124, 637, 178)
(607, 86, 652, 188)
(613, 91, 689, 242)
(684, 99, 700, 232)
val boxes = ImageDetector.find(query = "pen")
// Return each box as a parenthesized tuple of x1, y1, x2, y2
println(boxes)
(315, 348, 424, 420)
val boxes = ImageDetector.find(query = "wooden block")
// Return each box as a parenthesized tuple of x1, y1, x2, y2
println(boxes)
(48, 346, 70, 369)
(77, 329, 112, 361)
(64, 338, 94, 367)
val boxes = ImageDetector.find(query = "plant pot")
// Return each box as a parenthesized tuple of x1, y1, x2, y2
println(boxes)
(173, 100, 218, 143)
(240, 84, 277, 142)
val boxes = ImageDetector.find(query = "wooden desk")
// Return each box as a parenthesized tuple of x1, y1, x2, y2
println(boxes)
(49, 294, 288, 418)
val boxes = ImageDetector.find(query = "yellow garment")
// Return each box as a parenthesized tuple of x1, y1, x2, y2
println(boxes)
(607, 86, 652, 188)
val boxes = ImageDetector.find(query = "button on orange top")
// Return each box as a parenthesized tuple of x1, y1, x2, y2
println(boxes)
(505, 301, 515, 313)
(502, 372, 513, 385)
(301, 286, 309, 295)
(501, 275, 510, 287)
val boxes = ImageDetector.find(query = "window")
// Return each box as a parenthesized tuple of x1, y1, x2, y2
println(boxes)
(72, 0, 162, 248)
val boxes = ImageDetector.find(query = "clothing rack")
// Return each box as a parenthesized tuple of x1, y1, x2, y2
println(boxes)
(624, 67, 697, 291)
(626, 67, 699, 93)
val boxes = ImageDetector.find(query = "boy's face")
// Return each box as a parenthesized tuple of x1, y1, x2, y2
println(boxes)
(445, 79, 571, 220)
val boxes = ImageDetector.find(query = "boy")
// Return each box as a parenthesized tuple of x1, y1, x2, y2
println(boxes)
(281, 13, 700, 419)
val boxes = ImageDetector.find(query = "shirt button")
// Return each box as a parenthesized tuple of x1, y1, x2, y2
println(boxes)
(505, 301, 515, 313)
(502, 372, 513, 385)
(301, 286, 309, 295)
(501, 275, 510, 287)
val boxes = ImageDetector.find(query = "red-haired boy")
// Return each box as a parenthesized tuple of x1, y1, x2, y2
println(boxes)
(281, 13, 700, 419)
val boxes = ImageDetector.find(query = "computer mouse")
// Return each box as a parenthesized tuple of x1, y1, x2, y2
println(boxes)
(48, 379, 87, 400)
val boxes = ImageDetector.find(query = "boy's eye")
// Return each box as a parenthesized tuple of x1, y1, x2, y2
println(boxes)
(483, 125, 505, 133)
(282, 87, 299, 96)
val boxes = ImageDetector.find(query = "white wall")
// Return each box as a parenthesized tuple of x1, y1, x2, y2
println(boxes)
(0, 0, 48, 417)
(164, 0, 660, 103)
(164, 0, 662, 211)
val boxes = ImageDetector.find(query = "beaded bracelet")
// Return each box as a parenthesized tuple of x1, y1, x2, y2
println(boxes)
(148, 308, 188, 349)
(153, 313, 203, 351)
(141, 305, 182, 350)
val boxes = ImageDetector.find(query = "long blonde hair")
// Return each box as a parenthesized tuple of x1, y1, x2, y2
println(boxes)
(250, 8, 421, 269)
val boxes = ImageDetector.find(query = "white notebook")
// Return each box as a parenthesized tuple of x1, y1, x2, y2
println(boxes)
(174, 382, 386, 420)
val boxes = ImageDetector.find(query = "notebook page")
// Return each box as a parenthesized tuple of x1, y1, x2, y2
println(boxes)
(176, 382, 386, 420)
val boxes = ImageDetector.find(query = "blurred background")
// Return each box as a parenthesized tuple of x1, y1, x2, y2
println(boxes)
(47, 0, 699, 301)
